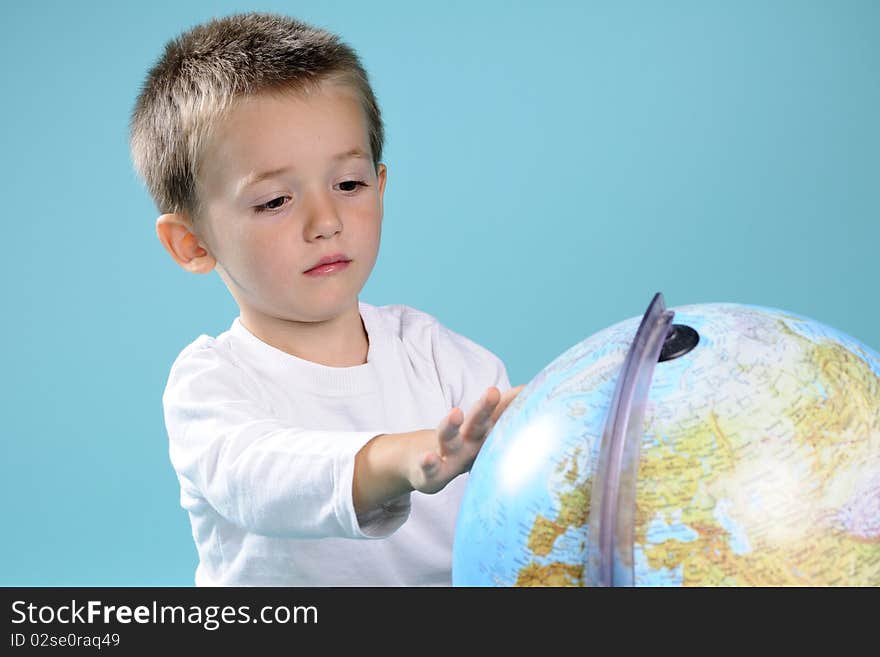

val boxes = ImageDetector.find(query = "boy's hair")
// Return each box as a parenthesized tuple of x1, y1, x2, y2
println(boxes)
(129, 12, 384, 222)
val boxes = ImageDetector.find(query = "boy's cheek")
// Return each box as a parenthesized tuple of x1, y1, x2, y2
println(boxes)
(256, 253, 296, 283)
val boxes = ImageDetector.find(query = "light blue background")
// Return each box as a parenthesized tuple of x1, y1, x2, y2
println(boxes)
(1, 0, 877, 585)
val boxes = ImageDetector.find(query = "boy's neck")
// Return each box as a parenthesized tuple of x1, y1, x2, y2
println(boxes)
(239, 303, 369, 367)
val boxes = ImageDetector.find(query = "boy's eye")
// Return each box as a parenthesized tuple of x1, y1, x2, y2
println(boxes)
(338, 180, 367, 192)
(254, 196, 289, 213)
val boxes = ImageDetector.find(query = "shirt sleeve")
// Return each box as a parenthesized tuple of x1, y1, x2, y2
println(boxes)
(431, 321, 512, 412)
(162, 342, 410, 540)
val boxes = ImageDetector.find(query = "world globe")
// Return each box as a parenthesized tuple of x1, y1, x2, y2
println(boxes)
(452, 293, 880, 586)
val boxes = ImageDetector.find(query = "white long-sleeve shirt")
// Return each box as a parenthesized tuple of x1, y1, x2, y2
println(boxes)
(162, 301, 511, 586)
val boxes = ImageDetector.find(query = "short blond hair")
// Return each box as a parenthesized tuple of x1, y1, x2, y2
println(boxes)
(129, 12, 384, 221)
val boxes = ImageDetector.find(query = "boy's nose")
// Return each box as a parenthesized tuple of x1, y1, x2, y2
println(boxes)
(304, 192, 342, 240)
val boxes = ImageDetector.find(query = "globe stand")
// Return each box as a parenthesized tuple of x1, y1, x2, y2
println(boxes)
(587, 292, 699, 586)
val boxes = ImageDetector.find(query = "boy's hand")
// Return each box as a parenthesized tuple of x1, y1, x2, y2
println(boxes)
(409, 384, 526, 494)
(352, 384, 527, 514)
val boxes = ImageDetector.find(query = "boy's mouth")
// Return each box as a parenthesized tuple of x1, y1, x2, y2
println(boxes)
(304, 253, 352, 275)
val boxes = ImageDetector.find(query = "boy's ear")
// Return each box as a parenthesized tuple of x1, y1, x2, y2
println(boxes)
(156, 213, 216, 274)
(377, 163, 387, 215)
(377, 162, 387, 192)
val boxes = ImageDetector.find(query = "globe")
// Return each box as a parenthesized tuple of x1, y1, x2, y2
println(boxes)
(452, 293, 880, 586)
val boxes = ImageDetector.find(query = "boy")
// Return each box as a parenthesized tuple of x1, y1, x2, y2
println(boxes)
(130, 12, 523, 586)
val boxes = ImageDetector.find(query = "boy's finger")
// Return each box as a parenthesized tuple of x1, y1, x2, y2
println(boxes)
(489, 384, 526, 425)
(437, 407, 463, 441)
(461, 388, 500, 440)
(421, 452, 441, 477)
(438, 408, 464, 456)
(472, 387, 501, 423)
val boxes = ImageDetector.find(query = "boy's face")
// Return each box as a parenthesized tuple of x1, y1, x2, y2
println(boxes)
(192, 80, 386, 325)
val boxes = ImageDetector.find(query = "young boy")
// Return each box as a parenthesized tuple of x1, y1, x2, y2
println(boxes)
(130, 12, 523, 586)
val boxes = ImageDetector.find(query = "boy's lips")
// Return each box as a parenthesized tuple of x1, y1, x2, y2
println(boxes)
(303, 253, 351, 275)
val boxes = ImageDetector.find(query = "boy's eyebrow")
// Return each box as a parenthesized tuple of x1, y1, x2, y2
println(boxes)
(237, 148, 369, 194)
